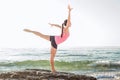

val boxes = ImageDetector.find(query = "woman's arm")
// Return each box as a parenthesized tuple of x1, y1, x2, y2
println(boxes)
(65, 4, 72, 30)
(49, 23, 61, 29)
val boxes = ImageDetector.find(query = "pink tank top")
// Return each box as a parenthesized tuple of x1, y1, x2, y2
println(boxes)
(55, 32, 70, 45)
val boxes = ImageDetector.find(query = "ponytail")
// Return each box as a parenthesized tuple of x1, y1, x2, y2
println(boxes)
(61, 19, 67, 37)
(61, 23, 64, 37)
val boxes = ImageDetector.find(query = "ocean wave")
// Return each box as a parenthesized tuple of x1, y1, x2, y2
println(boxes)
(91, 60, 120, 70)
(0, 60, 93, 71)
(0, 60, 120, 73)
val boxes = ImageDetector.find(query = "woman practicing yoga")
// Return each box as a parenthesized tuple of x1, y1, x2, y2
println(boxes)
(24, 4, 72, 73)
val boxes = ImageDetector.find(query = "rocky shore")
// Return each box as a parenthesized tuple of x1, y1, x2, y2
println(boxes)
(0, 69, 97, 80)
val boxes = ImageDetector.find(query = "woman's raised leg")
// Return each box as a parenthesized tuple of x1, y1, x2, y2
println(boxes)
(24, 29, 50, 41)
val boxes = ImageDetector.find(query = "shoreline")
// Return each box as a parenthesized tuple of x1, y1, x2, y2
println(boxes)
(0, 69, 97, 80)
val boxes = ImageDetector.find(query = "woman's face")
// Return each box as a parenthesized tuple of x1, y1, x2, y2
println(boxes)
(64, 19, 67, 26)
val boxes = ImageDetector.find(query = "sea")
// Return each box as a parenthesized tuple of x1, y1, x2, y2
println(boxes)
(0, 47, 120, 80)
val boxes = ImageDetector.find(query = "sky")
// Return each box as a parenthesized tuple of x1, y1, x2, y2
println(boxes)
(0, 0, 120, 48)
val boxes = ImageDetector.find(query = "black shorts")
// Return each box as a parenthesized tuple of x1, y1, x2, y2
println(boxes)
(50, 36, 57, 49)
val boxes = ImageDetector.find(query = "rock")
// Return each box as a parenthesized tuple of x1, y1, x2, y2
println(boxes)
(0, 69, 97, 80)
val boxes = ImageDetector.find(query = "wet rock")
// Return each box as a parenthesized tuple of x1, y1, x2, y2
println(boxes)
(0, 69, 97, 80)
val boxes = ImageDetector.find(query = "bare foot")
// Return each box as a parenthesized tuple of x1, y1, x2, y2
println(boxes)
(23, 29, 32, 32)
(51, 70, 57, 74)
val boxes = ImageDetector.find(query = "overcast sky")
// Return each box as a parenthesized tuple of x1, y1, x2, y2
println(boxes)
(0, 0, 120, 48)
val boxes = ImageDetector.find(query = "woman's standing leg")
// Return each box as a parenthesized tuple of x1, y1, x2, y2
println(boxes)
(50, 46, 57, 73)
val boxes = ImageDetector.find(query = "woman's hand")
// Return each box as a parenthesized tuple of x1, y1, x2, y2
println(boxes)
(23, 29, 32, 32)
(68, 4, 73, 11)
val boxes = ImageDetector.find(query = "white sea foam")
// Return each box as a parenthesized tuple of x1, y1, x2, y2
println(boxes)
(87, 71, 120, 80)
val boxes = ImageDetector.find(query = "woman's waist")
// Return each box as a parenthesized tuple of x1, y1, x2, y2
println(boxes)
(55, 32, 69, 44)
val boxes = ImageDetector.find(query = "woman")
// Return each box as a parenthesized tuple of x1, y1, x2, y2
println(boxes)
(24, 4, 72, 73)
